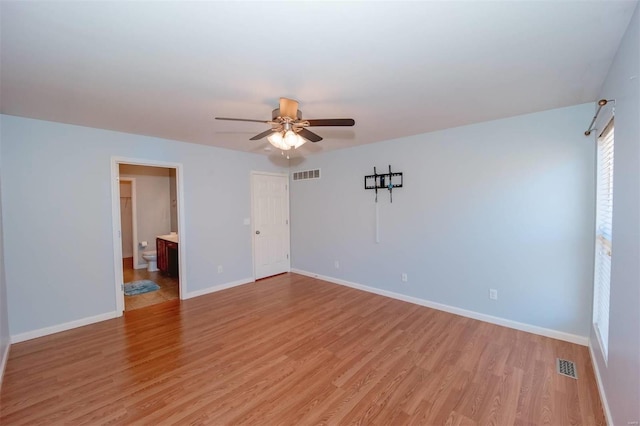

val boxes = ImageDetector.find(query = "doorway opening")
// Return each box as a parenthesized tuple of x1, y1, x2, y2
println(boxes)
(111, 158, 186, 314)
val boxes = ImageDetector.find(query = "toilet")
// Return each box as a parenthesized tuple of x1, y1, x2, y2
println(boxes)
(142, 250, 158, 272)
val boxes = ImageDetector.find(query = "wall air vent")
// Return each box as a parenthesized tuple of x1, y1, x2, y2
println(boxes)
(292, 169, 321, 181)
(556, 358, 578, 379)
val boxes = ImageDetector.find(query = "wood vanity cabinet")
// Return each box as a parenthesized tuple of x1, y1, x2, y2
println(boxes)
(157, 238, 179, 277)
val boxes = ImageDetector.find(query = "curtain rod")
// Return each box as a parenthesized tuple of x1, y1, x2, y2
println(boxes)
(584, 99, 614, 136)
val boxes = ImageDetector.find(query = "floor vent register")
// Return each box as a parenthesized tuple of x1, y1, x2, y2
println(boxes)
(556, 358, 578, 379)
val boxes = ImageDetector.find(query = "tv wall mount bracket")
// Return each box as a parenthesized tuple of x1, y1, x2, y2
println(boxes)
(364, 165, 403, 203)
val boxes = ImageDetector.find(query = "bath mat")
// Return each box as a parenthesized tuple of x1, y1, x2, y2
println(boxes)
(124, 280, 160, 296)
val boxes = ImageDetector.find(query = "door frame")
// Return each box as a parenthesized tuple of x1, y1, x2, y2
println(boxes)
(111, 156, 187, 315)
(118, 177, 142, 268)
(250, 171, 291, 280)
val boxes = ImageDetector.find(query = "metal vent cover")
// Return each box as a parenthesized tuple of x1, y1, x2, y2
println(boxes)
(292, 169, 321, 181)
(557, 358, 578, 379)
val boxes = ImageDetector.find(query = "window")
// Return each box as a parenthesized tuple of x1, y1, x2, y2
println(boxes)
(593, 118, 614, 361)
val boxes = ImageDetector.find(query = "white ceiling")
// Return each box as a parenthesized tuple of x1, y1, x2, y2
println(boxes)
(1, 1, 637, 157)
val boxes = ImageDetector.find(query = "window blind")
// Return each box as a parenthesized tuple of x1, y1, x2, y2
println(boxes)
(593, 119, 614, 360)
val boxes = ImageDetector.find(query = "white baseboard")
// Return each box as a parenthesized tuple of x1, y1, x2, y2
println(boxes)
(291, 269, 589, 346)
(589, 340, 613, 425)
(184, 277, 254, 300)
(7, 277, 253, 345)
(134, 263, 147, 270)
(10, 311, 118, 344)
(0, 341, 10, 387)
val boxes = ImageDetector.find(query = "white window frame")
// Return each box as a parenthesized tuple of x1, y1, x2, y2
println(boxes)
(593, 117, 614, 363)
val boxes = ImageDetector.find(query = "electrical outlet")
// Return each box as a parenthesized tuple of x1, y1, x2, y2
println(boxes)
(217, 265, 223, 274)
(334, 260, 340, 269)
(401, 273, 408, 282)
(489, 289, 498, 300)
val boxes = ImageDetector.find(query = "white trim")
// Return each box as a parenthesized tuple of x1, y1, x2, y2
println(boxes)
(592, 322, 609, 367)
(10, 311, 118, 344)
(111, 160, 125, 314)
(175, 163, 187, 301)
(184, 277, 254, 299)
(111, 157, 188, 316)
(0, 341, 10, 387)
(291, 269, 589, 346)
(589, 339, 614, 426)
(250, 171, 291, 178)
(250, 171, 291, 280)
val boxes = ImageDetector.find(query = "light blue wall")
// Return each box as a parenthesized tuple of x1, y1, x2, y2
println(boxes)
(0, 115, 286, 336)
(291, 104, 596, 338)
(0, 131, 11, 380)
(590, 3, 640, 424)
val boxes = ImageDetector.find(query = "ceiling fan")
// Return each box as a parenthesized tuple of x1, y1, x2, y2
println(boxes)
(215, 98, 355, 151)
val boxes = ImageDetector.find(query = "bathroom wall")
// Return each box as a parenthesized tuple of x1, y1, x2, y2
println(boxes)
(0, 114, 286, 337)
(169, 169, 178, 232)
(119, 181, 133, 258)
(119, 165, 171, 267)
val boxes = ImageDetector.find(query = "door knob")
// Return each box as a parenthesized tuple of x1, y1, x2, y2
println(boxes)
(255, 230, 260, 235)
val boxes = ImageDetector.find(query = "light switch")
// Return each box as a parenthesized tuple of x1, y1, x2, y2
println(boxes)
(243, 218, 250, 225)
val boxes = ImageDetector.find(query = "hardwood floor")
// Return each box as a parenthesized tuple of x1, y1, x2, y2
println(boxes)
(0, 273, 605, 425)
(123, 257, 179, 311)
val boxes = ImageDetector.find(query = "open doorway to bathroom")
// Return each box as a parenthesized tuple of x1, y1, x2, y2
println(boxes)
(112, 160, 185, 313)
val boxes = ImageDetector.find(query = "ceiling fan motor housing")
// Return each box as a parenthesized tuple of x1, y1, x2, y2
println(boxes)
(272, 108, 302, 120)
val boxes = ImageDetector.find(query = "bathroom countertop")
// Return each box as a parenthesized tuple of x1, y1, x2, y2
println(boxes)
(157, 234, 179, 244)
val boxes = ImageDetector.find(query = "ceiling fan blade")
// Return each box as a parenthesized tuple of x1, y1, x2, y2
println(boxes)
(297, 128, 323, 143)
(305, 118, 355, 127)
(279, 98, 299, 119)
(249, 129, 275, 141)
(215, 117, 269, 123)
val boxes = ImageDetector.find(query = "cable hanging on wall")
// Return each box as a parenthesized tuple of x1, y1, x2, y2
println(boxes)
(364, 165, 404, 244)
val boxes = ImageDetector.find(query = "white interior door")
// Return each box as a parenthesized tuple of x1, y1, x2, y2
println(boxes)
(252, 172, 290, 279)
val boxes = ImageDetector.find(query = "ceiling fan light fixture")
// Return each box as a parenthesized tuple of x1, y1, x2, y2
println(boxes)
(284, 129, 297, 145)
(267, 131, 290, 150)
(285, 129, 306, 149)
(267, 129, 307, 150)
(292, 133, 306, 149)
